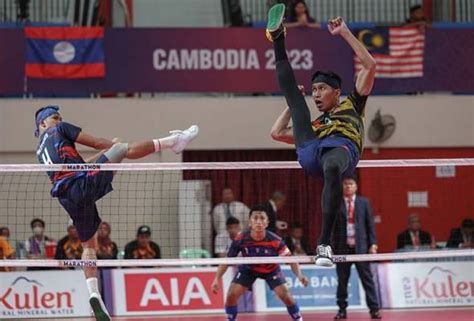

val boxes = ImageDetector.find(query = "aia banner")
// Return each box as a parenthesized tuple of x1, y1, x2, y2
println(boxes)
(110, 268, 225, 314)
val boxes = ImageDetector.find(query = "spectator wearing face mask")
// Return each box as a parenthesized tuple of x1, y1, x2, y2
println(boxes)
(25, 218, 54, 270)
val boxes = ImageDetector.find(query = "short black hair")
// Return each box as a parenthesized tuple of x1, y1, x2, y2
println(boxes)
(226, 217, 240, 226)
(249, 204, 269, 217)
(291, 222, 303, 229)
(343, 174, 359, 183)
(461, 218, 474, 228)
(30, 218, 45, 229)
(410, 4, 422, 14)
(311, 70, 342, 89)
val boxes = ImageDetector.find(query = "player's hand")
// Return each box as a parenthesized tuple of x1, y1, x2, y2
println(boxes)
(369, 244, 378, 254)
(328, 17, 349, 36)
(211, 278, 219, 294)
(299, 274, 309, 287)
(298, 85, 305, 96)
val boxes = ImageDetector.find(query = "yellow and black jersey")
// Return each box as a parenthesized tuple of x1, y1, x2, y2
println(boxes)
(311, 90, 368, 152)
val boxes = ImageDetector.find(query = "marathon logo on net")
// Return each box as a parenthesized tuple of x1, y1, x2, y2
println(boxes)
(0, 276, 74, 317)
(402, 266, 474, 305)
(62, 260, 97, 267)
(61, 164, 102, 171)
(124, 272, 223, 311)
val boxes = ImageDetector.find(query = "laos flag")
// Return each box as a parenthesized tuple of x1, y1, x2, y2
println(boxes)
(25, 27, 105, 79)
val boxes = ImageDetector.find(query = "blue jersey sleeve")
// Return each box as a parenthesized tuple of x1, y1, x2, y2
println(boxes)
(227, 239, 241, 257)
(57, 122, 82, 142)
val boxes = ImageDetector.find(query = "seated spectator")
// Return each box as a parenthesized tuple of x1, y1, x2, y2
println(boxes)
(0, 227, 9, 238)
(286, 0, 320, 29)
(124, 226, 161, 259)
(25, 218, 54, 261)
(215, 217, 241, 257)
(397, 213, 434, 250)
(404, 4, 430, 29)
(284, 222, 312, 255)
(55, 225, 83, 260)
(263, 190, 287, 233)
(0, 227, 14, 252)
(96, 222, 118, 260)
(0, 235, 15, 272)
(212, 187, 250, 234)
(447, 218, 474, 249)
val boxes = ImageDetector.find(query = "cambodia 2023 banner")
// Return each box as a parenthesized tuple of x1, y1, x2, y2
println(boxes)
(0, 28, 473, 95)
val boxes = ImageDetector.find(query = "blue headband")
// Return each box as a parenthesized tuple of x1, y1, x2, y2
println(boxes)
(35, 105, 60, 137)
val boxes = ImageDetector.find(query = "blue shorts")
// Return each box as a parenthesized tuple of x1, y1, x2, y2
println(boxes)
(232, 267, 287, 290)
(296, 136, 360, 179)
(58, 156, 113, 242)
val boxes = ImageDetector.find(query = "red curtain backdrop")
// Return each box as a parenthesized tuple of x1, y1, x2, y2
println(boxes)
(183, 148, 474, 253)
(183, 150, 323, 251)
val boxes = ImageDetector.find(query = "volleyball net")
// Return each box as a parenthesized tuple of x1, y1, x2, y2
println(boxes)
(0, 158, 473, 269)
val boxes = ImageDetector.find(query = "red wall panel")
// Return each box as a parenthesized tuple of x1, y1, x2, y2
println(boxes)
(359, 148, 474, 252)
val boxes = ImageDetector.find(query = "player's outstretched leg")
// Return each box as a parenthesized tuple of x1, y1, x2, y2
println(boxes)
(103, 125, 199, 163)
(315, 148, 350, 267)
(266, 4, 314, 148)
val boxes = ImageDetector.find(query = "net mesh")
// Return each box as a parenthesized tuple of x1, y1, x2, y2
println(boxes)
(0, 158, 473, 268)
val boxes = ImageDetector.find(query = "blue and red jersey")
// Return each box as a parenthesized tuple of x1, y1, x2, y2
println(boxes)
(227, 230, 291, 274)
(36, 122, 85, 196)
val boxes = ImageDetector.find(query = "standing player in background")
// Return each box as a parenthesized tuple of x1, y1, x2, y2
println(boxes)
(211, 205, 309, 321)
(267, 4, 376, 266)
(35, 105, 198, 321)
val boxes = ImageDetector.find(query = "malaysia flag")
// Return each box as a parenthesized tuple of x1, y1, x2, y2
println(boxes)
(25, 27, 105, 79)
(355, 27, 425, 78)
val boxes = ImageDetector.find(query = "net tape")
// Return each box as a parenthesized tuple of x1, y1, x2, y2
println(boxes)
(1, 249, 473, 267)
(0, 158, 473, 172)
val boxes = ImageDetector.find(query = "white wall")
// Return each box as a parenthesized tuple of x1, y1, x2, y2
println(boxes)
(1, 95, 473, 158)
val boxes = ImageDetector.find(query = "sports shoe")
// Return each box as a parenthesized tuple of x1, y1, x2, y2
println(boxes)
(334, 309, 347, 319)
(315, 244, 334, 267)
(89, 293, 111, 321)
(170, 125, 199, 154)
(370, 309, 382, 319)
(265, 3, 287, 42)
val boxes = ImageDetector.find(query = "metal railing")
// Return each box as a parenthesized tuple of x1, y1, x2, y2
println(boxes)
(1, 0, 473, 26)
(237, 0, 474, 25)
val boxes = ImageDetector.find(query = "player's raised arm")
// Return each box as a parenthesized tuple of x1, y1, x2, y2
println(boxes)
(75, 132, 115, 150)
(270, 107, 294, 144)
(270, 85, 307, 144)
(328, 17, 376, 96)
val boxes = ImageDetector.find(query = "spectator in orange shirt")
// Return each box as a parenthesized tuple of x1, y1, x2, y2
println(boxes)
(55, 225, 83, 260)
(0, 236, 15, 272)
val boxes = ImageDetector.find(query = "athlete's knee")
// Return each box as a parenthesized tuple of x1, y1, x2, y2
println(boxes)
(82, 248, 97, 260)
(225, 292, 240, 306)
(323, 159, 342, 177)
(104, 142, 129, 163)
